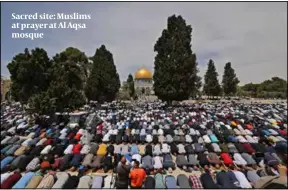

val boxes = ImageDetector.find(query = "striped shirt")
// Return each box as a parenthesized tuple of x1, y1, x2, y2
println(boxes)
(26, 157, 40, 171)
(189, 175, 203, 189)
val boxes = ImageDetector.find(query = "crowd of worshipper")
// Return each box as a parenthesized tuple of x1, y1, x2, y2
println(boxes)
(1, 101, 287, 189)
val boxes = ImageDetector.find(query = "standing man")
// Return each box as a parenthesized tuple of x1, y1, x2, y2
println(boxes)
(115, 157, 130, 189)
(129, 160, 146, 189)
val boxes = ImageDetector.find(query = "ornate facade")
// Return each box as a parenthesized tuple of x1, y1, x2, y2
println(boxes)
(134, 68, 154, 97)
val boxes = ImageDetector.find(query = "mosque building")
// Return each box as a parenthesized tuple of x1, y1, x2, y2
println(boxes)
(134, 68, 154, 97)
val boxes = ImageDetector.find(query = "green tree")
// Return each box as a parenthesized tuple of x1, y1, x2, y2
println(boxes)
(256, 77, 287, 99)
(203, 59, 222, 97)
(28, 91, 56, 116)
(85, 45, 120, 102)
(241, 83, 259, 97)
(222, 62, 239, 96)
(7, 48, 52, 103)
(126, 74, 135, 99)
(47, 47, 87, 112)
(153, 15, 200, 103)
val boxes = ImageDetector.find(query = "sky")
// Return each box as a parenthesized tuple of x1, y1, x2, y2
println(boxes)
(1, 2, 287, 84)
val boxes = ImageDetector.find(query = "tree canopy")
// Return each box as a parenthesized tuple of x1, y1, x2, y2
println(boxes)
(85, 45, 120, 103)
(203, 59, 222, 96)
(153, 15, 200, 102)
(46, 47, 87, 112)
(239, 77, 287, 99)
(222, 62, 239, 96)
(7, 48, 52, 104)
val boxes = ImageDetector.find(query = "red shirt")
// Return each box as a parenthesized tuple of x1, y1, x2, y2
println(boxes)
(72, 144, 82, 154)
(51, 158, 63, 169)
(246, 124, 254, 130)
(279, 129, 287, 136)
(242, 143, 256, 154)
(221, 153, 233, 165)
(1, 173, 22, 189)
(44, 138, 53, 145)
(74, 133, 82, 141)
(97, 123, 103, 131)
(40, 161, 51, 169)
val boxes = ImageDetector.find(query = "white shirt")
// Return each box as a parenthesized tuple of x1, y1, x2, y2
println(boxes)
(40, 145, 52, 154)
(80, 145, 91, 154)
(59, 133, 67, 140)
(268, 129, 278, 135)
(276, 136, 287, 142)
(158, 129, 164, 135)
(131, 129, 136, 135)
(151, 129, 156, 135)
(7, 127, 16, 133)
(153, 156, 163, 169)
(102, 134, 110, 142)
(236, 135, 247, 143)
(245, 129, 253, 135)
(174, 130, 179, 135)
(245, 135, 257, 143)
(203, 135, 211, 143)
(36, 138, 47, 146)
(112, 129, 118, 135)
(140, 129, 146, 136)
(64, 144, 74, 154)
(60, 128, 68, 134)
(233, 171, 252, 188)
(1, 136, 11, 144)
(185, 135, 192, 143)
(212, 143, 221, 152)
(239, 128, 247, 135)
(225, 125, 232, 130)
(233, 153, 247, 166)
(177, 144, 186, 154)
(189, 128, 196, 135)
(107, 129, 113, 135)
(22, 138, 32, 146)
(162, 143, 170, 153)
(131, 154, 142, 166)
(146, 134, 152, 143)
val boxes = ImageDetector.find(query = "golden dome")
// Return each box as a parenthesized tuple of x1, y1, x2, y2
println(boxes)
(135, 68, 152, 79)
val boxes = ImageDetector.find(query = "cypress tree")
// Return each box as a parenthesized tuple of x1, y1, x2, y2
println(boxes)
(222, 62, 239, 96)
(203, 59, 222, 97)
(85, 45, 120, 102)
(153, 15, 200, 103)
